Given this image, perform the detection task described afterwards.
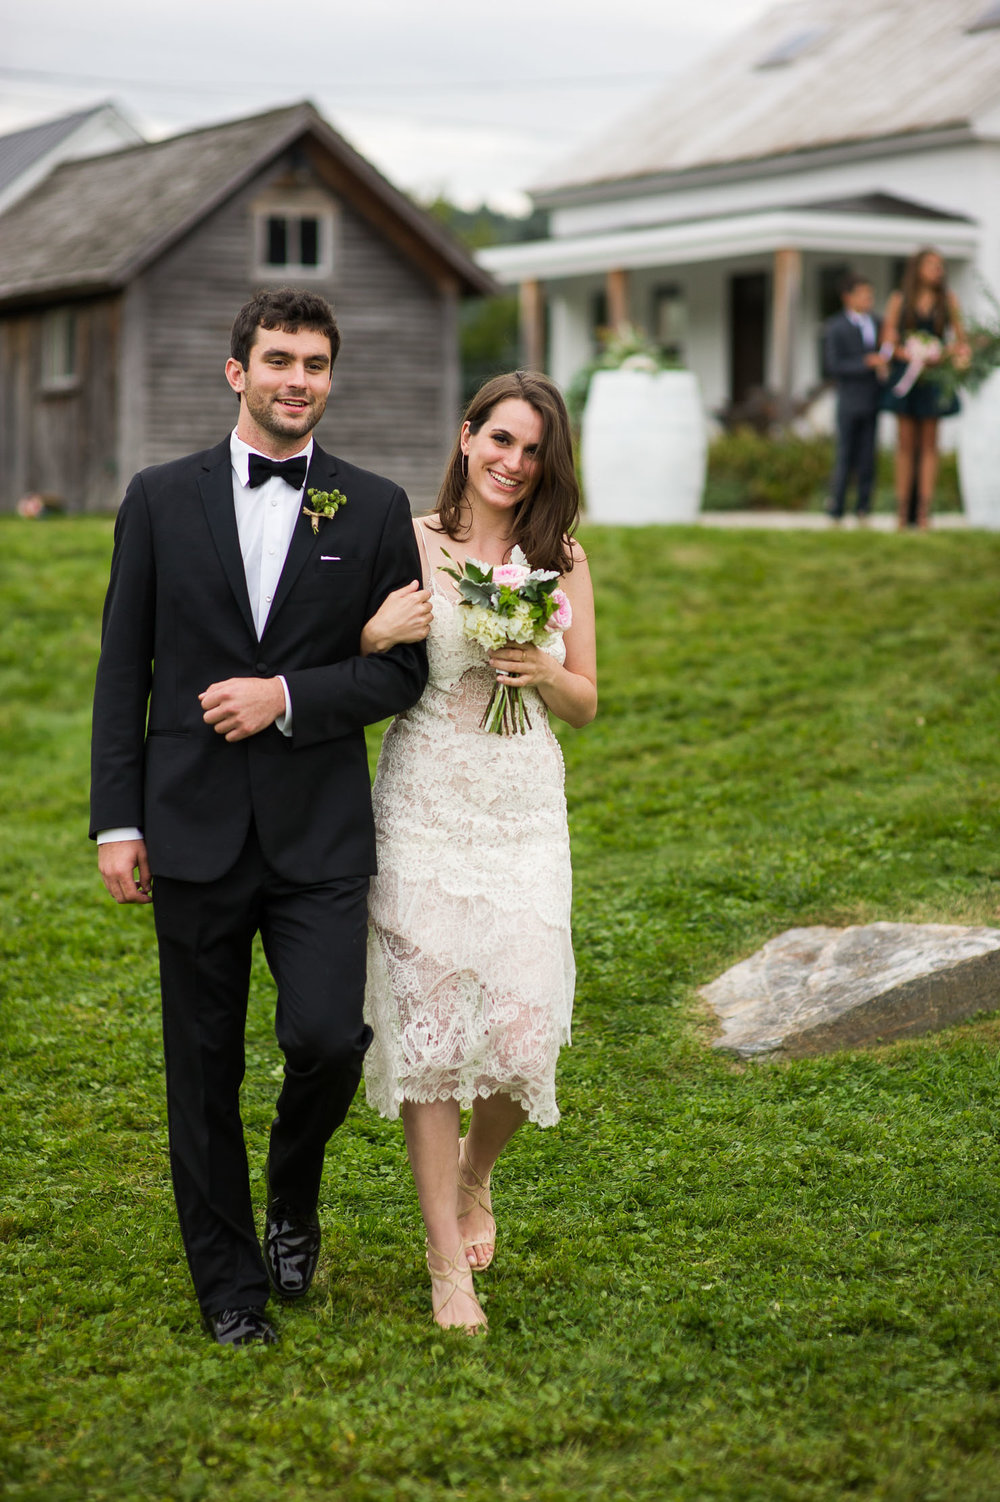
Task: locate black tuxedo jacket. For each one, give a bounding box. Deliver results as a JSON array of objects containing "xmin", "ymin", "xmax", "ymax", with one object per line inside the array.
[
  {"xmin": 90, "ymin": 438, "xmax": 428, "ymax": 883},
  {"xmin": 823, "ymin": 310, "xmax": 882, "ymax": 415}
]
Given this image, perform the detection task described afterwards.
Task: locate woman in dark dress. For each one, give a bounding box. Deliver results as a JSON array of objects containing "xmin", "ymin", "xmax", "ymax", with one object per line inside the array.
[{"xmin": 880, "ymin": 248, "xmax": 969, "ymax": 529}]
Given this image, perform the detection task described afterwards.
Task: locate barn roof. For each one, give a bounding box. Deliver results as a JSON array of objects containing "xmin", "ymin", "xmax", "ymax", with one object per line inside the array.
[
  {"xmin": 0, "ymin": 102, "xmax": 494, "ymax": 307},
  {"xmin": 534, "ymin": 0, "xmax": 1000, "ymax": 203}
]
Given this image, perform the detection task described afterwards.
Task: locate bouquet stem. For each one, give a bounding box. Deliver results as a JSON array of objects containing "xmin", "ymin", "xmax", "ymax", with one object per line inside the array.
[{"xmin": 480, "ymin": 681, "xmax": 532, "ymax": 735}]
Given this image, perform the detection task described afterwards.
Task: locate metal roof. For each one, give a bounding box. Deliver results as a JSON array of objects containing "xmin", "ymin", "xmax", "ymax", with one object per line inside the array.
[
  {"xmin": 0, "ymin": 106, "xmax": 108, "ymax": 201},
  {"xmin": 534, "ymin": 0, "xmax": 1000, "ymax": 201}
]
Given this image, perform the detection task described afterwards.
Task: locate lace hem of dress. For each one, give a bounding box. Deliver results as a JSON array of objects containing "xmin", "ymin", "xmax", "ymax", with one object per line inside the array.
[
  {"xmin": 363, "ymin": 916, "xmax": 573, "ymax": 1129},
  {"xmin": 361, "ymin": 1076, "xmax": 562, "ymax": 1129}
]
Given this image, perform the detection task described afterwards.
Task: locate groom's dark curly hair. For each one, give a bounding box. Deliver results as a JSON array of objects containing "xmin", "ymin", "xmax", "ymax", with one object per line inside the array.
[{"xmin": 230, "ymin": 288, "xmax": 342, "ymax": 369}]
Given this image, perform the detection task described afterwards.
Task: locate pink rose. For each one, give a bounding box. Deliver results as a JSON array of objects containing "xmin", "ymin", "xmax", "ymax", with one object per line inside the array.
[
  {"xmin": 546, "ymin": 589, "xmax": 572, "ymax": 631},
  {"xmin": 493, "ymin": 563, "xmax": 530, "ymax": 588}
]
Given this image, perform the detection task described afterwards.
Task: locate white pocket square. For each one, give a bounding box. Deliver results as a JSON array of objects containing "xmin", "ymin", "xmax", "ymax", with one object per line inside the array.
[{"xmin": 319, "ymin": 555, "xmax": 342, "ymax": 562}]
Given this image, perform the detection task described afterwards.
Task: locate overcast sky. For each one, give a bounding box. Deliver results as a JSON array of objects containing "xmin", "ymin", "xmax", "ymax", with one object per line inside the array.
[{"xmin": 2, "ymin": 0, "xmax": 774, "ymax": 211}]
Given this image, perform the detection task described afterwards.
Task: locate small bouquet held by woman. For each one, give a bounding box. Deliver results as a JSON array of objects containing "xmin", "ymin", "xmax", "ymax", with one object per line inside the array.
[
  {"xmin": 890, "ymin": 331, "xmax": 947, "ymax": 398},
  {"xmin": 440, "ymin": 546, "xmax": 572, "ymax": 734}
]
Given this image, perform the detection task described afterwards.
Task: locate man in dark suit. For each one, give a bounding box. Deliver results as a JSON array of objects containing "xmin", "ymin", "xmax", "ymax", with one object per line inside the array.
[
  {"xmin": 91, "ymin": 288, "xmax": 428, "ymax": 1345},
  {"xmin": 823, "ymin": 274, "xmax": 888, "ymax": 523}
]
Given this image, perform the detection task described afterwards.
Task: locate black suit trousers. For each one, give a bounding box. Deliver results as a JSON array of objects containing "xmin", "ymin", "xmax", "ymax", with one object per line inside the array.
[
  {"xmin": 152, "ymin": 823, "xmax": 371, "ymax": 1315},
  {"xmin": 830, "ymin": 403, "xmax": 878, "ymax": 517}
]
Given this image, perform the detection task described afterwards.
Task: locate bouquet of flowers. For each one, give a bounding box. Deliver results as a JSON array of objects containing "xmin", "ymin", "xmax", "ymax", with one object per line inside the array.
[
  {"xmin": 932, "ymin": 288, "xmax": 1000, "ymax": 403},
  {"xmin": 891, "ymin": 332, "xmax": 944, "ymax": 397},
  {"xmin": 439, "ymin": 545, "xmax": 572, "ymax": 735}
]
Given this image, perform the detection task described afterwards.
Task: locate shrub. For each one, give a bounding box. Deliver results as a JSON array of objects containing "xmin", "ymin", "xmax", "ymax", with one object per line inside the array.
[
  {"xmin": 704, "ymin": 429, "xmax": 833, "ymax": 511},
  {"xmin": 567, "ymin": 324, "xmax": 681, "ymax": 429},
  {"xmin": 702, "ymin": 429, "xmax": 963, "ymax": 512}
]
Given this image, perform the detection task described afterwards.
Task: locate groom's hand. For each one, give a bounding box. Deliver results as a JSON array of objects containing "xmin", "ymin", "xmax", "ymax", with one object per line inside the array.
[
  {"xmin": 200, "ymin": 677, "xmax": 285, "ymax": 741},
  {"xmin": 98, "ymin": 840, "xmax": 153, "ymax": 904}
]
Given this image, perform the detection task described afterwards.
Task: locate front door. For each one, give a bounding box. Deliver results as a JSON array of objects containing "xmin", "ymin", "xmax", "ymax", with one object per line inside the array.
[{"xmin": 729, "ymin": 272, "xmax": 769, "ymax": 405}]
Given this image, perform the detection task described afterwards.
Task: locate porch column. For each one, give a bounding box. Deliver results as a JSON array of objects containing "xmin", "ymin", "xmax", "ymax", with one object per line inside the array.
[
  {"xmin": 772, "ymin": 246, "xmax": 802, "ymax": 423},
  {"xmin": 519, "ymin": 278, "xmax": 546, "ymax": 371},
  {"xmin": 606, "ymin": 267, "xmax": 630, "ymax": 333}
]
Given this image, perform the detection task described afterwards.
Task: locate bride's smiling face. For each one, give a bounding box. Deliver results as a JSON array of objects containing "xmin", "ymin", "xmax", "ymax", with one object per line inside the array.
[{"xmin": 460, "ymin": 398, "xmax": 543, "ymax": 516}]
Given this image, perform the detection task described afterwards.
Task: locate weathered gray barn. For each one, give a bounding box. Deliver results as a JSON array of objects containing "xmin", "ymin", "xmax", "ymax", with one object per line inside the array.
[{"xmin": 0, "ymin": 102, "xmax": 493, "ymax": 512}]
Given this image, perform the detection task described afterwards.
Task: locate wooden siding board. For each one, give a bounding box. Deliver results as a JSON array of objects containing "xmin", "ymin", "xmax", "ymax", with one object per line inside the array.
[
  {"xmin": 135, "ymin": 156, "xmax": 453, "ymax": 510},
  {"xmin": 0, "ymin": 318, "xmax": 32, "ymax": 505},
  {"xmin": 0, "ymin": 295, "xmax": 120, "ymax": 511},
  {"xmin": 1, "ymin": 148, "xmax": 464, "ymax": 514},
  {"xmin": 118, "ymin": 280, "xmax": 150, "ymax": 489}
]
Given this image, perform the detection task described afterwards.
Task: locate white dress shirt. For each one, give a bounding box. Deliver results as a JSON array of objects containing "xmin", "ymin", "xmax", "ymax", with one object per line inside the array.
[
  {"xmin": 848, "ymin": 310, "xmax": 877, "ymax": 349},
  {"xmin": 97, "ymin": 431, "xmax": 311, "ymax": 846},
  {"xmin": 230, "ymin": 430, "xmax": 312, "ymax": 643}
]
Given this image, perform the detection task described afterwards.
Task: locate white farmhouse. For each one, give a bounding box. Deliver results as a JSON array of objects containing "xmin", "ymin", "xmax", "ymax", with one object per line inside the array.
[
  {"xmin": 0, "ymin": 103, "xmax": 143, "ymax": 215},
  {"xmin": 479, "ymin": 0, "xmax": 1000, "ymax": 424}
]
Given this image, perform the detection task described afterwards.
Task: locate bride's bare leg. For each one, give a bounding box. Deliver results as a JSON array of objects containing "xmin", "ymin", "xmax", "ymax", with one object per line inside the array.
[
  {"xmin": 460, "ymin": 1093, "xmax": 529, "ymax": 1268},
  {"xmin": 916, "ymin": 419, "xmax": 939, "ymax": 529},
  {"xmin": 895, "ymin": 417, "xmax": 917, "ymax": 528},
  {"xmin": 401, "ymin": 1098, "xmax": 487, "ymax": 1331}
]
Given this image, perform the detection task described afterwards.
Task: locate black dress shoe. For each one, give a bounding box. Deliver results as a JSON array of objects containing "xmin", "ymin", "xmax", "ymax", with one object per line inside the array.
[
  {"xmin": 208, "ymin": 1306, "xmax": 278, "ymax": 1347},
  {"xmin": 264, "ymin": 1201, "xmax": 321, "ymax": 1300}
]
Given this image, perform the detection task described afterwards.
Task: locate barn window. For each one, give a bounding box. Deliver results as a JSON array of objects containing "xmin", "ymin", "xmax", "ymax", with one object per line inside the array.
[
  {"xmin": 255, "ymin": 205, "xmax": 334, "ymax": 278},
  {"xmin": 40, "ymin": 308, "xmax": 78, "ymax": 391}
]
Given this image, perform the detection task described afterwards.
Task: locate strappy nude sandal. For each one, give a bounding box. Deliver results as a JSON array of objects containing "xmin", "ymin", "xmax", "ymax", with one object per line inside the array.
[
  {"xmin": 457, "ymin": 1137, "xmax": 496, "ymax": 1270},
  {"xmin": 425, "ymin": 1240, "xmax": 488, "ymax": 1333}
]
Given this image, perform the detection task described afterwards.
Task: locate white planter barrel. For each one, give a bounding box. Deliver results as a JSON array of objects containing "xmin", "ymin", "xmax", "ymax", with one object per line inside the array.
[
  {"xmin": 958, "ymin": 369, "xmax": 1000, "ymax": 529},
  {"xmin": 581, "ymin": 368, "xmax": 707, "ymax": 525}
]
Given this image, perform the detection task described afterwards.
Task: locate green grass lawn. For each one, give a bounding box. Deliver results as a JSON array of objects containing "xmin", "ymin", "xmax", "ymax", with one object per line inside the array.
[{"xmin": 2, "ymin": 516, "xmax": 999, "ymax": 1502}]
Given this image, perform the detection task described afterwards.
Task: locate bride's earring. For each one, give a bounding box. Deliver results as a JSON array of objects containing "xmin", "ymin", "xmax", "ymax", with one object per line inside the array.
[{"xmin": 461, "ymin": 452, "xmax": 469, "ymax": 479}]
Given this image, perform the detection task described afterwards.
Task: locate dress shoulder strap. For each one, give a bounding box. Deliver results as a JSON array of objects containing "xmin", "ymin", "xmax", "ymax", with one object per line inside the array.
[
  {"xmin": 414, "ymin": 516, "xmax": 457, "ymax": 596},
  {"xmin": 413, "ymin": 516, "xmax": 434, "ymax": 585}
]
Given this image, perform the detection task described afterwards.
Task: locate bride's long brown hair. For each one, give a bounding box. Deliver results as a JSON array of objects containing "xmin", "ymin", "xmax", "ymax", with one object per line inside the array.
[
  {"xmin": 432, "ymin": 371, "xmax": 580, "ymax": 575},
  {"xmin": 899, "ymin": 246, "xmax": 951, "ymax": 337}
]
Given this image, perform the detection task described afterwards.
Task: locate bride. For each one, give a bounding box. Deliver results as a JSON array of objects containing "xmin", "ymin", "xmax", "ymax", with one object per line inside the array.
[{"xmin": 359, "ymin": 370, "xmax": 597, "ymax": 1332}]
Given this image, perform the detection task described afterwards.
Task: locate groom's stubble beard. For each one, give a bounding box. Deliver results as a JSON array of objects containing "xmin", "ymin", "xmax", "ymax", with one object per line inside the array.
[{"xmin": 241, "ymin": 376, "xmax": 330, "ymax": 442}]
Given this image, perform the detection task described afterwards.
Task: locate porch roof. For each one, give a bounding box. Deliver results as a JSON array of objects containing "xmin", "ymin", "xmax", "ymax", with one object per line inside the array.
[{"xmin": 477, "ymin": 199, "xmax": 979, "ymax": 286}]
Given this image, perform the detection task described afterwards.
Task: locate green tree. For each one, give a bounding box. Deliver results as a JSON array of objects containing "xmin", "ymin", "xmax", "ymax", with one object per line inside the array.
[{"xmin": 421, "ymin": 195, "xmax": 548, "ymax": 404}]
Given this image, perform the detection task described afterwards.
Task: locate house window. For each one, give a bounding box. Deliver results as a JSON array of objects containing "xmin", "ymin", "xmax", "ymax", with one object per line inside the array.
[
  {"xmin": 254, "ymin": 203, "xmax": 334, "ymax": 278},
  {"xmin": 652, "ymin": 284, "xmax": 687, "ymax": 363},
  {"xmin": 755, "ymin": 27, "xmax": 828, "ymax": 68},
  {"xmin": 41, "ymin": 308, "xmax": 78, "ymax": 391},
  {"xmin": 589, "ymin": 290, "xmax": 608, "ymax": 352},
  {"xmin": 818, "ymin": 264, "xmax": 851, "ymax": 379},
  {"xmin": 819, "ymin": 263, "xmax": 851, "ymax": 322},
  {"xmin": 967, "ymin": 3, "xmax": 1000, "ymax": 31}
]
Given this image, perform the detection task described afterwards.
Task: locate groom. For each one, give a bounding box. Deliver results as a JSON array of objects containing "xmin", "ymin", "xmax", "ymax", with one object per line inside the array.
[{"xmin": 91, "ymin": 288, "xmax": 427, "ymax": 1345}]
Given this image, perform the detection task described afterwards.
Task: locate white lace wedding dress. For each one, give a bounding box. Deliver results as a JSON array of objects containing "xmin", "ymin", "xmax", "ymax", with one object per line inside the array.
[{"xmin": 363, "ymin": 525, "xmax": 574, "ymax": 1127}]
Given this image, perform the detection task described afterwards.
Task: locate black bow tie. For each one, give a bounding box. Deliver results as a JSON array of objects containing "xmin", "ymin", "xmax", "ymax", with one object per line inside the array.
[{"xmin": 247, "ymin": 453, "xmax": 308, "ymax": 490}]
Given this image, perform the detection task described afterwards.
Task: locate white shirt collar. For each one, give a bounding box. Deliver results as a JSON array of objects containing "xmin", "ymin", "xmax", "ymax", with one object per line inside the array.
[{"xmin": 229, "ymin": 429, "xmax": 314, "ymax": 489}]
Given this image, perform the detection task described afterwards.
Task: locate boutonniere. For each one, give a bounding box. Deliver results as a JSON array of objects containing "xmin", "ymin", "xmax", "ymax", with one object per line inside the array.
[{"xmin": 303, "ymin": 487, "xmax": 348, "ymax": 534}]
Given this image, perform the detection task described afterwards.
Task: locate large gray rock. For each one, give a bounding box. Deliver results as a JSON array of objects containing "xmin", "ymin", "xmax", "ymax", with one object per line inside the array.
[{"xmin": 702, "ymin": 922, "xmax": 1000, "ymax": 1059}]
